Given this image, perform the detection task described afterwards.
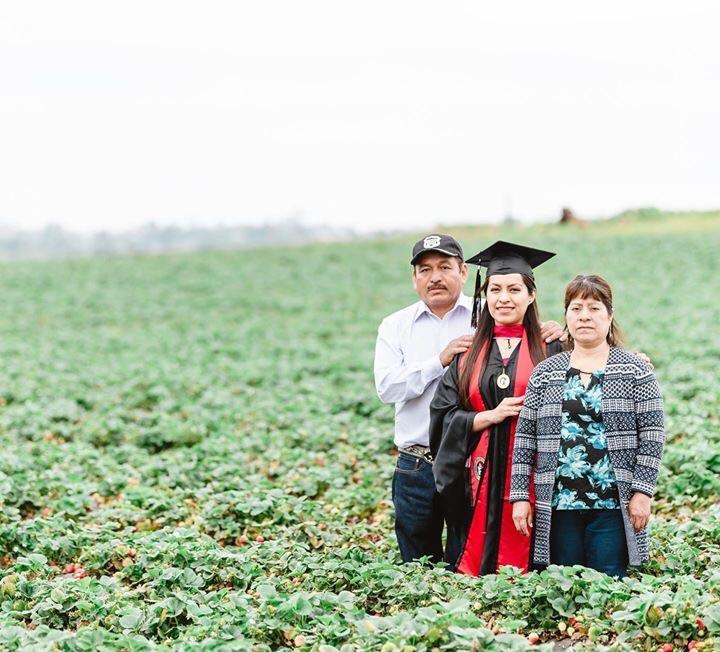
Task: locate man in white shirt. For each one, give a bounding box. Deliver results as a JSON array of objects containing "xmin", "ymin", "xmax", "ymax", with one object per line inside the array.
[{"xmin": 374, "ymin": 234, "xmax": 562, "ymax": 565}]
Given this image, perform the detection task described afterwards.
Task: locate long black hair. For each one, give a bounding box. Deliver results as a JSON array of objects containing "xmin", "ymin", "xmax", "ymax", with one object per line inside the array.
[{"xmin": 458, "ymin": 273, "xmax": 546, "ymax": 408}]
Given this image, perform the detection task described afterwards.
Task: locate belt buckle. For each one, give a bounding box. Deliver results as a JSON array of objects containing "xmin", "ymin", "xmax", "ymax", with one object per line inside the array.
[{"xmin": 399, "ymin": 445, "xmax": 433, "ymax": 463}]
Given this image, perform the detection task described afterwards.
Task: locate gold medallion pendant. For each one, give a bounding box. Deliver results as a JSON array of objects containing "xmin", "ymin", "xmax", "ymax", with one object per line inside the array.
[{"xmin": 497, "ymin": 372, "xmax": 510, "ymax": 389}]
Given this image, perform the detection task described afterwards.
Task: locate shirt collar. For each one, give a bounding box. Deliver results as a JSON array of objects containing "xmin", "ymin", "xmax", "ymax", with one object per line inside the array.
[{"xmin": 415, "ymin": 293, "xmax": 473, "ymax": 322}]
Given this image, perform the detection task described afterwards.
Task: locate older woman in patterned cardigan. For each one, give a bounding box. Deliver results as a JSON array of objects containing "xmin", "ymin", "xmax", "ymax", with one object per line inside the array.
[{"xmin": 509, "ymin": 275, "xmax": 664, "ymax": 577}]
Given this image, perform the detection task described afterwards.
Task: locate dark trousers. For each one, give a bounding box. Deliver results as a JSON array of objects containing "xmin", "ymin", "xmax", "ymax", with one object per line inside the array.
[
  {"xmin": 550, "ymin": 509, "xmax": 628, "ymax": 578},
  {"xmin": 391, "ymin": 452, "xmax": 461, "ymax": 568}
]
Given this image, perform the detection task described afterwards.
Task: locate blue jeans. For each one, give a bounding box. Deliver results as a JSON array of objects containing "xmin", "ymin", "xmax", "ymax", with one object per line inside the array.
[
  {"xmin": 392, "ymin": 452, "xmax": 461, "ymax": 567},
  {"xmin": 550, "ymin": 509, "xmax": 628, "ymax": 578}
]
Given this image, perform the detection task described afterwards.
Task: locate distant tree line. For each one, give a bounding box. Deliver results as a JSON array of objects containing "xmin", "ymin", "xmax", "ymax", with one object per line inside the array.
[{"xmin": 0, "ymin": 219, "xmax": 357, "ymax": 260}]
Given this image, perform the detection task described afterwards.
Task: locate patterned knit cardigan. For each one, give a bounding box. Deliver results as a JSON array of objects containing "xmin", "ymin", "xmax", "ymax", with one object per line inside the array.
[{"xmin": 509, "ymin": 347, "xmax": 665, "ymax": 566}]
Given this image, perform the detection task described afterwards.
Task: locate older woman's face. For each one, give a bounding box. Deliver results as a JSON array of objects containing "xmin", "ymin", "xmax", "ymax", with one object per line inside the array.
[
  {"xmin": 566, "ymin": 295, "xmax": 612, "ymax": 345},
  {"xmin": 486, "ymin": 273, "xmax": 535, "ymax": 325}
]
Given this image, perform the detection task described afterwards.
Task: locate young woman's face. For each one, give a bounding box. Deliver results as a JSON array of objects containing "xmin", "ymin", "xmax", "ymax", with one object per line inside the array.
[
  {"xmin": 485, "ymin": 273, "xmax": 535, "ymax": 325},
  {"xmin": 565, "ymin": 295, "xmax": 612, "ymax": 346}
]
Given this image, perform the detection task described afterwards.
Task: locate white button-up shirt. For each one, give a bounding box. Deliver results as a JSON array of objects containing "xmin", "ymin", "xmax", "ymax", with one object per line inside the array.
[{"xmin": 374, "ymin": 293, "xmax": 475, "ymax": 448}]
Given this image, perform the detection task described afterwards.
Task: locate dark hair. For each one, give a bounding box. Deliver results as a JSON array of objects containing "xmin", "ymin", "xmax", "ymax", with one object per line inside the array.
[
  {"xmin": 564, "ymin": 274, "xmax": 623, "ymax": 346},
  {"xmin": 458, "ymin": 274, "xmax": 546, "ymax": 408}
]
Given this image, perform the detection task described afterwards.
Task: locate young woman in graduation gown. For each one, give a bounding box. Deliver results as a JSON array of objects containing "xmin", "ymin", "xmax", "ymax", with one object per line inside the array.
[{"xmin": 429, "ymin": 241, "xmax": 563, "ymax": 575}]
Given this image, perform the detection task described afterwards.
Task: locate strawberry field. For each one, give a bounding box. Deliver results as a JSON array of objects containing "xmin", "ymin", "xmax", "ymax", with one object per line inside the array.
[{"xmin": 0, "ymin": 212, "xmax": 718, "ymax": 651}]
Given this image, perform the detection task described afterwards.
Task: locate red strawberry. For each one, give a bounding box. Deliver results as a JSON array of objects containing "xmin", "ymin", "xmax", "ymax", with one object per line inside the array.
[{"xmin": 527, "ymin": 633, "xmax": 540, "ymax": 645}]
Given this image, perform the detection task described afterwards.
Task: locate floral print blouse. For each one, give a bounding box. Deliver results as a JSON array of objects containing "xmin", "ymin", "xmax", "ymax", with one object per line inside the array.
[{"xmin": 551, "ymin": 368, "xmax": 620, "ymax": 510}]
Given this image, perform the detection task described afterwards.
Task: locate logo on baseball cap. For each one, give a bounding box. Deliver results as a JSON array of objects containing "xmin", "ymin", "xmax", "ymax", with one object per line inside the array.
[{"xmin": 410, "ymin": 234, "xmax": 464, "ymax": 265}]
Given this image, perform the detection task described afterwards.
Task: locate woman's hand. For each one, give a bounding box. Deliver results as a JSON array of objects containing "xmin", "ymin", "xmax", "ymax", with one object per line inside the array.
[
  {"xmin": 472, "ymin": 397, "xmax": 524, "ymax": 432},
  {"xmin": 628, "ymin": 493, "xmax": 651, "ymax": 531},
  {"xmin": 489, "ymin": 396, "xmax": 524, "ymax": 424},
  {"xmin": 512, "ymin": 501, "xmax": 533, "ymax": 536}
]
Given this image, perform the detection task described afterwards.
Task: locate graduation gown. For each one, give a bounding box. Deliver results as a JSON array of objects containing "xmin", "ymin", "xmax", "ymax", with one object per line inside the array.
[{"xmin": 430, "ymin": 334, "xmax": 561, "ymax": 575}]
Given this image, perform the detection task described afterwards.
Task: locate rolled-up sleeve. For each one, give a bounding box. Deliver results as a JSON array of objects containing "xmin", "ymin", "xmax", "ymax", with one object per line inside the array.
[{"xmin": 374, "ymin": 318, "xmax": 444, "ymax": 404}]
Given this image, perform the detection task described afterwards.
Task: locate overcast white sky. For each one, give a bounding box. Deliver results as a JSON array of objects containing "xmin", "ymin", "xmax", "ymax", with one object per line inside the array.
[{"xmin": 1, "ymin": 1, "xmax": 718, "ymax": 233}]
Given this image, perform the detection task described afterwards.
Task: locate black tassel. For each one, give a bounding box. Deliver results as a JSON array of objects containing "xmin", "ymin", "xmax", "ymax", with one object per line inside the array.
[{"xmin": 471, "ymin": 269, "xmax": 483, "ymax": 329}]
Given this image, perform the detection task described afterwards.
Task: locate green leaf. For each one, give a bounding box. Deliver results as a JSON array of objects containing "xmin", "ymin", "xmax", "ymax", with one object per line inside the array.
[
  {"xmin": 118, "ymin": 607, "xmax": 144, "ymax": 630},
  {"xmin": 256, "ymin": 583, "xmax": 277, "ymax": 599}
]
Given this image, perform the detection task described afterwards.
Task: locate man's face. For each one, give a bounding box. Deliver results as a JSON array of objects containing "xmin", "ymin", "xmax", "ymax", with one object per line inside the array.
[{"xmin": 412, "ymin": 252, "xmax": 468, "ymax": 312}]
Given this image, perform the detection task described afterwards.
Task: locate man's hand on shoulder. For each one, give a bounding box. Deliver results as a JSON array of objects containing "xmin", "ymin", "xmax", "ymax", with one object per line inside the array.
[
  {"xmin": 439, "ymin": 335, "xmax": 474, "ymax": 367},
  {"xmin": 539, "ymin": 320, "xmax": 567, "ymax": 344}
]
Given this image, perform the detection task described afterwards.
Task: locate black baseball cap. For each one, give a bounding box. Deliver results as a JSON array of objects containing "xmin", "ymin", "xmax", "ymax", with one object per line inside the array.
[{"xmin": 410, "ymin": 234, "xmax": 464, "ymax": 265}]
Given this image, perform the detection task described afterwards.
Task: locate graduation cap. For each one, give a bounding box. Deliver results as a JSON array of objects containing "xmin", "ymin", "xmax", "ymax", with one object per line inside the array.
[{"xmin": 465, "ymin": 241, "xmax": 555, "ymax": 327}]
